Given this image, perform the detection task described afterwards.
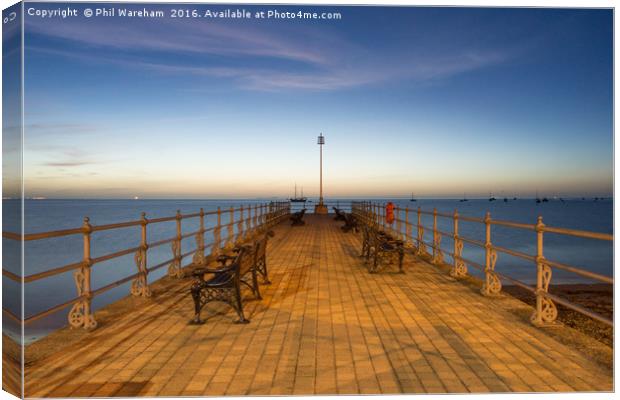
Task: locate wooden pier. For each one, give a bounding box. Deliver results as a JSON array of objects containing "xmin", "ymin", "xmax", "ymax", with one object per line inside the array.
[{"xmin": 20, "ymin": 215, "xmax": 612, "ymax": 396}]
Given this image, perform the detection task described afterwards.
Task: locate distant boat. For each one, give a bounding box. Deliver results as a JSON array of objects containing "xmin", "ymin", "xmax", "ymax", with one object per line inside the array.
[
  {"xmin": 503, "ymin": 197, "xmax": 508, "ymax": 203},
  {"xmin": 542, "ymin": 197, "xmax": 549, "ymax": 203},
  {"xmin": 513, "ymin": 197, "xmax": 517, "ymax": 200},
  {"xmin": 409, "ymin": 192, "xmax": 417, "ymax": 202},
  {"xmin": 459, "ymin": 193, "xmax": 468, "ymax": 202},
  {"xmin": 536, "ymin": 190, "xmax": 541, "ymax": 204},
  {"xmin": 290, "ymin": 184, "xmax": 307, "ymax": 202},
  {"xmin": 488, "ymin": 193, "xmax": 496, "ymax": 202}
]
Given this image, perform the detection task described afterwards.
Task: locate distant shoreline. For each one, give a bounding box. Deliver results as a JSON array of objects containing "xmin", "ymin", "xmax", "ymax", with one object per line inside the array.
[{"xmin": 2, "ymin": 196, "xmax": 614, "ymax": 202}]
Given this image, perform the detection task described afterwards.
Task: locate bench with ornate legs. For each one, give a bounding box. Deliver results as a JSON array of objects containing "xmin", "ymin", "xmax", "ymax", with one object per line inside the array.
[
  {"xmin": 189, "ymin": 230, "xmax": 275, "ymax": 324},
  {"xmin": 333, "ymin": 207, "xmax": 346, "ymax": 221},
  {"xmin": 361, "ymin": 223, "xmax": 373, "ymax": 259},
  {"xmin": 371, "ymin": 229, "xmax": 404, "ymax": 273},
  {"xmin": 253, "ymin": 230, "xmax": 274, "ymax": 284},
  {"xmin": 360, "ymin": 222, "xmax": 404, "ymax": 273},
  {"xmin": 190, "ymin": 245, "xmax": 260, "ymax": 324},
  {"xmin": 290, "ymin": 209, "xmax": 306, "ymax": 226},
  {"xmin": 341, "ymin": 212, "xmax": 359, "ymax": 233}
]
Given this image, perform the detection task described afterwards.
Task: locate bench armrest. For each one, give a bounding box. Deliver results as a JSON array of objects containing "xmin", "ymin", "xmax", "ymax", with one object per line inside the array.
[
  {"xmin": 193, "ymin": 264, "xmax": 236, "ymax": 277},
  {"xmin": 217, "ymin": 254, "xmax": 236, "ymax": 264},
  {"xmin": 216, "ymin": 245, "xmax": 251, "ymax": 265}
]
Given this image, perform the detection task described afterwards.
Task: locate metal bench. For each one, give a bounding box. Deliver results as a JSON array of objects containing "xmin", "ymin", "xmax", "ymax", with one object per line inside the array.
[
  {"xmin": 361, "ymin": 223, "xmax": 373, "ymax": 259},
  {"xmin": 360, "ymin": 223, "xmax": 404, "ymax": 273},
  {"xmin": 189, "ymin": 244, "xmax": 260, "ymax": 324},
  {"xmin": 290, "ymin": 209, "xmax": 306, "ymax": 226},
  {"xmin": 341, "ymin": 212, "xmax": 359, "ymax": 233},
  {"xmin": 253, "ymin": 230, "xmax": 274, "ymax": 284},
  {"xmin": 371, "ymin": 229, "xmax": 404, "ymax": 273},
  {"xmin": 333, "ymin": 207, "xmax": 347, "ymax": 221}
]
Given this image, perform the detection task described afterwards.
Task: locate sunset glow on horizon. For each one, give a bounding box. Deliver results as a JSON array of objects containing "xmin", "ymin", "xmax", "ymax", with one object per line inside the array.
[{"xmin": 7, "ymin": 5, "xmax": 612, "ymax": 199}]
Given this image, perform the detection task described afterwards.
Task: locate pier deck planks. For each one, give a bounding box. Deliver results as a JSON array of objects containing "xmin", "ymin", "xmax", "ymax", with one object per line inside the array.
[{"xmin": 24, "ymin": 215, "xmax": 612, "ymax": 396}]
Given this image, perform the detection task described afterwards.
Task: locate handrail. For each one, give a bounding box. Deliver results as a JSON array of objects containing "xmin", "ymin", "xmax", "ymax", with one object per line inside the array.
[
  {"xmin": 5, "ymin": 227, "xmax": 84, "ymax": 241},
  {"xmin": 542, "ymin": 226, "xmax": 613, "ymax": 241},
  {"xmin": 393, "ymin": 204, "xmax": 612, "ymax": 240},
  {"xmin": 2, "ymin": 269, "xmax": 21, "ymax": 282},
  {"xmin": 2, "ymin": 201, "xmax": 292, "ymax": 329},
  {"xmin": 2, "ymin": 204, "xmax": 261, "ymax": 241},
  {"xmin": 23, "ymin": 261, "xmax": 84, "ymax": 283},
  {"xmin": 352, "ymin": 200, "xmax": 613, "ymax": 328}
]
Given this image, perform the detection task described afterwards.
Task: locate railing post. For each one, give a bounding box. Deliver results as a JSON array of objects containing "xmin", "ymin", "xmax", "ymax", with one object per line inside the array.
[
  {"xmin": 381, "ymin": 203, "xmax": 387, "ymax": 230},
  {"xmin": 416, "ymin": 207, "xmax": 426, "ymax": 255},
  {"xmin": 168, "ymin": 210, "xmax": 183, "ymax": 278},
  {"xmin": 68, "ymin": 217, "xmax": 97, "ymax": 329},
  {"xmin": 450, "ymin": 209, "xmax": 467, "ymax": 278},
  {"xmin": 266, "ymin": 203, "xmax": 271, "ymax": 227},
  {"xmin": 370, "ymin": 202, "xmax": 373, "ymax": 224},
  {"xmin": 280, "ymin": 202, "xmax": 284, "ymax": 221},
  {"xmin": 432, "ymin": 208, "xmax": 443, "ymax": 264},
  {"xmin": 192, "ymin": 208, "xmax": 206, "ymax": 265},
  {"xmin": 212, "ymin": 207, "xmax": 222, "ymax": 257},
  {"xmin": 531, "ymin": 216, "xmax": 558, "ymax": 326},
  {"xmin": 371, "ymin": 203, "xmax": 376, "ymax": 225},
  {"xmin": 374, "ymin": 203, "xmax": 379, "ymax": 226},
  {"xmin": 253, "ymin": 204, "xmax": 258, "ymax": 232},
  {"xmin": 225, "ymin": 206, "xmax": 235, "ymax": 249},
  {"xmin": 404, "ymin": 207, "xmax": 412, "ymax": 244},
  {"xmin": 245, "ymin": 204, "xmax": 252, "ymax": 237},
  {"xmin": 360, "ymin": 201, "xmax": 365, "ymax": 222},
  {"xmin": 236, "ymin": 205, "xmax": 245, "ymax": 244},
  {"xmin": 480, "ymin": 212, "xmax": 500, "ymax": 296},
  {"xmin": 395, "ymin": 207, "xmax": 402, "ymax": 238},
  {"xmin": 131, "ymin": 212, "xmax": 151, "ymax": 296}
]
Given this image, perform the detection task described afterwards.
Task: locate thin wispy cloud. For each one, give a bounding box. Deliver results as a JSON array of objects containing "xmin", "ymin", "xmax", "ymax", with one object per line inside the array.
[
  {"xmin": 43, "ymin": 161, "xmax": 99, "ymax": 167},
  {"xmin": 27, "ymin": 44, "xmax": 509, "ymax": 92},
  {"xmin": 26, "ymin": 19, "xmax": 332, "ymax": 66},
  {"xmin": 25, "ymin": 123, "xmax": 101, "ymax": 135},
  {"xmin": 26, "ymin": 17, "xmax": 510, "ymax": 92}
]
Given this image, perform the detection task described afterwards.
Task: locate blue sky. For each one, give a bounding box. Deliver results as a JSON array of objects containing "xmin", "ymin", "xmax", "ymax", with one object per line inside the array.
[{"xmin": 19, "ymin": 4, "xmax": 612, "ymax": 198}]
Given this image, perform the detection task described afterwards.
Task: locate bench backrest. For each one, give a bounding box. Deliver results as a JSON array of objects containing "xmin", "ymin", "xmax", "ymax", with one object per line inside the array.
[
  {"xmin": 237, "ymin": 245, "xmax": 256, "ymax": 277},
  {"xmin": 254, "ymin": 230, "xmax": 274, "ymax": 262}
]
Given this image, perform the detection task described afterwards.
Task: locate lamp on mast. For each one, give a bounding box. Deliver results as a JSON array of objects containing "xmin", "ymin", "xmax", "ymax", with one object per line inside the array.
[{"xmin": 314, "ymin": 133, "xmax": 328, "ymax": 214}]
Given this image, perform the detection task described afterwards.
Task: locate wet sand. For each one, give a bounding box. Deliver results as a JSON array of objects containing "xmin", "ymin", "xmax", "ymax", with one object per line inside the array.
[{"xmin": 503, "ymin": 284, "xmax": 613, "ymax": 347}]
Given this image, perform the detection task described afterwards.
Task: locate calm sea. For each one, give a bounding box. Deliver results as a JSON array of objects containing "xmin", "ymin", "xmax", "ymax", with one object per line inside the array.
[{"xmin": 2, "ymin": 198, "xmax": 613, "ymax": 343}]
